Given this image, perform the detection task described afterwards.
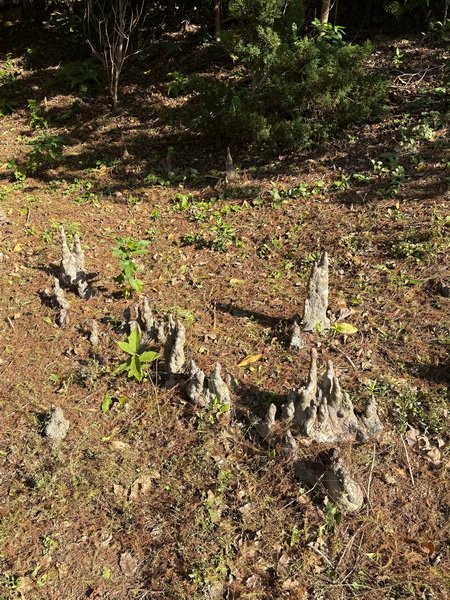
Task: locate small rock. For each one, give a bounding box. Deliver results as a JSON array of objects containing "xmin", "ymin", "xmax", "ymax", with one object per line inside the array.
[
  {"xmin": 382, "ymin": 473, "xmax": 397, "ymax": 485},
  {"xmin": 45, "ymin": 407, "xmax": 70, "ymax": 442}
]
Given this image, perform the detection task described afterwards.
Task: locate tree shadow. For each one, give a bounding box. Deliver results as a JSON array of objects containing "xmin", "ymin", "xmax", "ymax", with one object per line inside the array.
[
  {"xmin": 406, "ymin": 360, "xmax": 450, "ymax": 386},
  {"xmin": 0, "ymin": 17, "xmax": 447, "ymax": 209},
  {"xmin": 215, "ymin": 301, "xmax": 299, "ymax": 350}
]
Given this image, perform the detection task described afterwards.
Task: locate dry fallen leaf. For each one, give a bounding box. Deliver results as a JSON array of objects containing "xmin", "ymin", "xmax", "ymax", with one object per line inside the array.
[
  {"xmin": 237, "ymin": 354, "xmax": 262, "ymax": 367},
  {"xmin": 111, "ymin": 440, "xmax": 131, "ymax": 451},
  {"xmin": 113, "ymin": 484, "xmax": 127, "ymax": 500},
  {"xmin": 119, "ymin": 552, "xmax": 138, "ymax": 577},
  {"xmin": 419, "ymin": 541, "xmax": 435, "ymax": 556},
  {"xmin": 128, "ymin": 474, "xmax": 154, "ymax": 501},
  {"xmin": 229, "ymin": 278, "xmax": 246, "ymax": 286},
  {"xmin": 276, "ymin": 553, "xmax": 290, "ymax": 577},
  {"xmin": 424, "ymin": 448, "xmax": 441, "ymax": 466}
]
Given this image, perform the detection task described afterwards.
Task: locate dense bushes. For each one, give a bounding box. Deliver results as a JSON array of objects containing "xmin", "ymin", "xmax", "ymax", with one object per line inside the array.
[{"xmin": 184, "ymin": 8, "xmax": 387, "ymax": 149}]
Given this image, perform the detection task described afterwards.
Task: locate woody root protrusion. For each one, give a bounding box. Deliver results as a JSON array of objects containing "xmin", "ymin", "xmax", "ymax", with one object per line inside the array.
[
  {"xmin": 290, "ymin": 251, "xmax": 330, "ymax": 350},
  {"xmin": 255, "ymin": 348, "xmax": 382, "ymax": 445},
  {"xmin": 294, "ymin": 450, "xmax": 365, "ymax": 513},
  {"xmin": 44, "ymin": 278, "xmax": 69, "ymax": 327},
  {"xmin": 130, "ymin": 297, "xmax": 187, "ymax": 385},
  {"xmin": 130, "ymin": 298, "xmax": 231, "ymax": 404},
  {"xmin": 286, "ymin": 348, "xmax": 382, "ymax": 444},
  {"xmin": 185, "ymin": 361, "xmax": 231, "ymax": 408},
  {"xmin": 60, "ymin": 226, "xmax": 94, "ymax": 299},
  {"xmin": 253, "ymin": 349, "xmax": 382, "ymax": 512}
]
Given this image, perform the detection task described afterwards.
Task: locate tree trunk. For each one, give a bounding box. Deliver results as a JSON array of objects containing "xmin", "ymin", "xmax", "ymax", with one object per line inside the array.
[
  {"xmin": 320, "ymin": 0, "xmax": 331, "ymax": 24},
  {"xmin": 112, "ymin": 68, "xmax": 119, "ymax": 112},
  {"xmin": 214, "ymin": 1, "xmax": 221, "ymax": 40}
]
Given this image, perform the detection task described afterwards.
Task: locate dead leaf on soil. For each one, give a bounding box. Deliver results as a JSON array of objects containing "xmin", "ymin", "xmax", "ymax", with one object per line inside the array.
[
  {"xmin": 237, "ymin": 354, "xmax": 263, "ymax": 367},
  {"xmin": 0, "ymin": 210, "xmax": 10, "ymax": 225},
  {"xmin": 276, "ymin": 553, "xmax": 290, "ymax": 577},
  {"xmin": 99, "ymin": 533, "xmax": 113, "ymax": 548},
  {"xmin": 229, "ymin": 278, "xmax": 246, "ymax": 286},
  {"xmin": 424, "ymin": 448, "xmax": 441, "ymax": 466},
  {"xmin": 245, "ymin": 574, "xmax": 262, "ymax": 589},
  {"xmin": 111, "ymin": 440, "xmax": 131, "ymax": 451},
  {"xmin": 419, "ymin": 541, "xmax": 435, "ymax": 556},
  {"xmin": 119, "ymin": 552, "xmax": 138, "ymax": 577},
  {"xmin": 128, "ymin": 474, "xmax": 155, "ymax": 501},
  {"xmin": 113, "ymin": 484, "xmax": 128, "ymax": 500}
]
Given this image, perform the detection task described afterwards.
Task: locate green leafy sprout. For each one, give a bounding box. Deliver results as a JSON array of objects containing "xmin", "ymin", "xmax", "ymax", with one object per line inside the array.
[
  {"xmin": 112, "ymin": 236, "xmax": 149, "ymax": 297},
  {"xmin": 114, "ymin": 325, "xmax": 159, "ymax": 382}
]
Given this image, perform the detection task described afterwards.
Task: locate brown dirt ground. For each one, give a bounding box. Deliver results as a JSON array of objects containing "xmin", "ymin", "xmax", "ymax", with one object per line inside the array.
[{"xmin": 0, "ymin": 22, "xmax": 449, "ymax": 600}]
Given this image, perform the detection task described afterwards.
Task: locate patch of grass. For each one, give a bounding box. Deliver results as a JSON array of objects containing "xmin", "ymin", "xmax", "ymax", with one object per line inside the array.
[
  {"xmin": 41, "ymin": 220, "xmax": 80, "ymax": 244},
  {"xmin": 388, "ymin": 235, "xmax": 437, "ymax": 262},
  {"xmin": 361, "ymin": 379, "xmax": 448, "ymax": 434}
]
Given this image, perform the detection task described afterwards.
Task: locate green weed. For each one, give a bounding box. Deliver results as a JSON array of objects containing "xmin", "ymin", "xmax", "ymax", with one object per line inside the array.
[
  {"xmin": 27, "ymin": 99, "xmax": 49, "ymax": 130},
  {"xmin": 115, "ymin": 325, "xmax": 159, "ymax": 382},
  {"xmin": 112, "ymin": 236, "xmax": 149, "ymax": 297}
]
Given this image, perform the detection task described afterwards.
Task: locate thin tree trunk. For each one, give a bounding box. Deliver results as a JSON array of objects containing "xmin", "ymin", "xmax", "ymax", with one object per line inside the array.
[
  {"xmin": 333, "ymin": 0, "xmax": 339, "ymax": 24},
  {"xmin": 214, "ymin": 1, "xmax": 221, "ymax": 40},
  {"xmin": 320, "ymin": 0, "xmax": 331, "ymax": 24},
  {"xmin": 112, "ymin": 70, "xmax": 119, "ymax": 112}
]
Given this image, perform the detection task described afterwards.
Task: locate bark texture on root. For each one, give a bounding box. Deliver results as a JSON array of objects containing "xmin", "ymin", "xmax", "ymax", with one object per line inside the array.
[
  {"xmin": 60, "ymin": 227, "xmax": 93, "ymax": 299},
  {"xmin": 287, "ymin": 349, "xmax": 383, "ymax": 444},
  {"xmin": 303, "ymin": 251, "xmax": 330, "ymax": 332},
  {"xmin": 185, "ymin": 361, "xmax": 231, "ymax": 408}
]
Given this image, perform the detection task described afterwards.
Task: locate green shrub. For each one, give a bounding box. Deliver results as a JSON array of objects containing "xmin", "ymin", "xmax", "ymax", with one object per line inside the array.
[
  {"xmin": 181, "ymin": 4, "xmax": 387, "ymax": 150},
  {"xmin": 26, "ymin": 134, "xmax": 63, "ymax": 172},
  {"xmin": 27, "ymin": 99, "xmax": 49, "ymax": 130},
  {"xmin": 54, "ymin": 59, "xmax": 99, "ymax": 93}
]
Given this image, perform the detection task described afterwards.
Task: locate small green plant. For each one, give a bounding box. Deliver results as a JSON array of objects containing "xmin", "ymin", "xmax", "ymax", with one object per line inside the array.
[
  {"xmin": 316, "ymin": 497, "xmax": 342, "ymax": 539},
  {"xmin": 42, "ymin": 220, "xmax": 80, "ymax": 244},
  {"xmin": 101, "ymin": 392, "xmax": 128, "ymax": 412},
  {"xmin": 392, "ymin": 46, "xmax": 404, "ymax": 67},
  {"xmin": 0, "ymin": 572, "xmax": 20, "ymax": 590},
  {"xmin": 209, "ymin": 217, "xmax": 240, "ymax": 252},
  {"xmin": 24, "ymin": 133, "xmax": 63, "ymax": 173},
  {"xmin": 126, "ymin": 194, "xmax": 141, "ymax": 206},
  {"xmin": 144, "ymin": 172, "xmax": 171, "ymax": 186},
  {"xmin": 181, "ymin": 233, "xmax": 206, "ymax": 248},
  {"xmin": 389, "ymin": 237, "xmax": 436, "ymax": 262},
  {"xmin": 5, "ymin": 159, "xmax": 27, "ymax": 181},
  {"xmin": 172, "ymin": 192, "xmax": 194, "ymax": 211},
  {"xmin": 311, "ymin": 18, "xmax": 346, "ymax": 42},
  {"xmin": 74, "ymin": 191, "xmax": 101, "ymax": 207},
  {"xmin": 362, "ymin": 379, "xmax": 447, "ymax": 434},
  {"xmin": 114, "ymin": 325, "xmax": 159, "ymax": 382},
  {"xmin": 112, "ymin": 236, "xmax": 149, "ymax": 297},
  {"xmin": 27, "ymin": 99, "xmax": 49, "ymax": 130},
  {"xmin": 167, "ymin": 70, "xmax": 190, "ymax": 97},
  {"xmin": 42, "ymin": 534, "xmax": 58, "ymax": 554},
  {"xmin": 331, "ymin": 174, "xmax": 352, "ymax": 190},
  {"xmin": 54, "ymin": 59, "xmax": 99, "ymax": 93},
  {"xmin": 0, "ymin": 53, "xmax": 19, "ymax": 85},
  {"xmin": 193, "ymin": 395, "xmax": 231, "ymax": 430}
]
